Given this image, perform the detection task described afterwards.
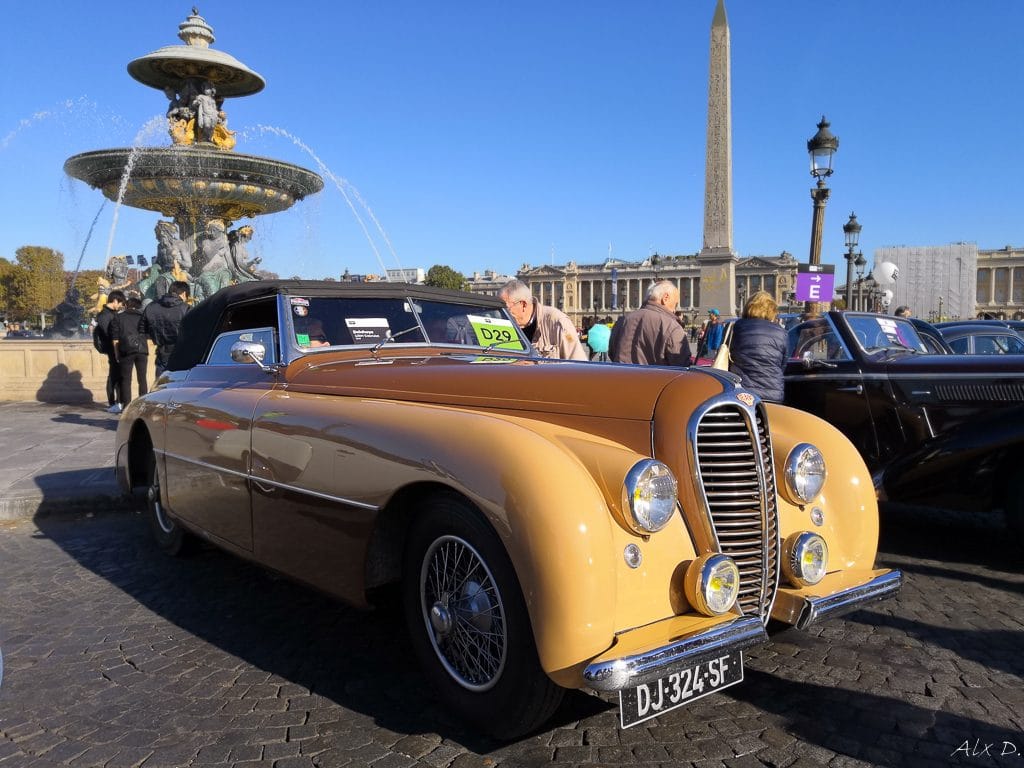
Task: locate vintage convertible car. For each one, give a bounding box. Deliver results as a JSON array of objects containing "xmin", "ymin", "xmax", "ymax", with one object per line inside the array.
[
  {"xmin": 786, "ymin": 311, "xmax": 1024, "ymax": 539},
  {"xmin": 115, "ymin": 281, "xmax": 901, "ymax": 738}
]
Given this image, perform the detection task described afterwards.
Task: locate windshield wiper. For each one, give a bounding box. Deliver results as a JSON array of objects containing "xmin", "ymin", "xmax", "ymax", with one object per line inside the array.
[{"xmin": 370, "ymin": 325, "xmax": 422, "ymax": 354}]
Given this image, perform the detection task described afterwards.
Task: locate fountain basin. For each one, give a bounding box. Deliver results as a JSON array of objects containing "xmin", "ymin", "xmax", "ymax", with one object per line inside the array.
[{"xmin": 64, "ymin": 147, "xmax": 324, "ymax": 221}]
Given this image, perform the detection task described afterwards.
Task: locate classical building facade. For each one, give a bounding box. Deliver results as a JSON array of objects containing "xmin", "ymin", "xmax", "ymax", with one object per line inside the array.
[
  {"xmin": 515, "ymin": 252, "xmax": 798, "ymax": 327},
  {"xmin": 976, "ymin": 245, "xmax": 1024, "ymax": 319}
]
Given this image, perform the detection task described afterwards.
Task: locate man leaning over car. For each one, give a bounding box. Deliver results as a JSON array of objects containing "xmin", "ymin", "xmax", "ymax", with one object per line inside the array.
[{"xmin": 499, "ymin": 279, "xmax": 588, "ymax": 360}]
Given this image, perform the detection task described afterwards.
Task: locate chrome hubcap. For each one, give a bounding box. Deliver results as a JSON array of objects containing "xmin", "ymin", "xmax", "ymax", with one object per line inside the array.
[{"xmin": 421, "ymin": 535, "xmax": 506, "ymax": 692}]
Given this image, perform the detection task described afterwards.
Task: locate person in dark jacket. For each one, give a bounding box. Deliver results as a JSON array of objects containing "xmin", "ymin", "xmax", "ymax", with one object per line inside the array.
[
  {"xmin": 728, "ymin": 290, "xmax": 788, "ymax": 402},
  {"xmin": 91, "ymin": 290, "xmax": 126, "ymax": 413},
  {"xmin": 609, "ymin": 280, "xmax": 692, "ymax": 366},
  {"xmin": 139, "ymin": 280, "xmax": 190, "ymax": 376},
  {"xmin": 110, "ymin": 296, "xmax": 149, "ymax": 406}
]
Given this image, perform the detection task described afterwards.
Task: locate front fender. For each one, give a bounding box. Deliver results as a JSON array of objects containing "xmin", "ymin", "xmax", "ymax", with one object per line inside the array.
[
  {"xmin": 254, "ymin": 395, "xmax": 635, "ymax": 675},
  {"xmin": 764, "ymin": 403, "xmax": 880, "ymax": 570}
]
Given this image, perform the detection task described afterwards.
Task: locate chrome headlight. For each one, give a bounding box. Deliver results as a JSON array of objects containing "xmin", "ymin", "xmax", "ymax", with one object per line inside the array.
[
  {"xmin": 784, "ymin": 443, "xmax": 827, "ymax": 504},
  {"xmin": 782, "ymin": 532, "xmax": 829, "ymax": 586},
  {"xmin": 622, "ymin": 459, "xmax": 678, "ymax": 534},
  {"xmin": 684, "ymin": 553, "xmax": 740, "ymax": 616}
]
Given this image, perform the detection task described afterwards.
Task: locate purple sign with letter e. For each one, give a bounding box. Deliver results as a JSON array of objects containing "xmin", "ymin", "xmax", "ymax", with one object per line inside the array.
[{"xmin": 795, "ymin": 263, "xmax": 836, "ymax": 302}]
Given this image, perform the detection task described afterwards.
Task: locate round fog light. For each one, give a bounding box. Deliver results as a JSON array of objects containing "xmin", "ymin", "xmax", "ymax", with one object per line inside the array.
[
  {"xmin": 782, "ymin": 532, "xmax": 829, "ymax": 586},
  {"xmin": 684, "ymin": 553, "xmax": 740, "ymax": 616},
  {"xmin": 623, "ymin": 543, "xmax": 643, "ymax": 569}
]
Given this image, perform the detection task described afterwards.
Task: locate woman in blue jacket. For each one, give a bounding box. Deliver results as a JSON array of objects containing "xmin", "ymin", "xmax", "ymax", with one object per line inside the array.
[{"xmin": 729, "ymin": 291, "xmax": 788, "ymax": 402}]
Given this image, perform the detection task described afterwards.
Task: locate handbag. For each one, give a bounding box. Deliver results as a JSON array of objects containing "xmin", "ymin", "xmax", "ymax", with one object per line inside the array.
[
  {"xmin": 710, "ymin": 322, "xmax": 733, "ymax": 371},
  {"xmin": 712, "ymin": 341, "xmax": 731, "ymax": 371}
]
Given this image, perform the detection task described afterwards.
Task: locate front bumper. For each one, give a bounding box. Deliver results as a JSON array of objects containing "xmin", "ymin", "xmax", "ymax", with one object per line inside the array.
[
  {"xmin": 771, "ymin": 568, "xmax": 903, "ymax": 630},
  {"xmin": 582, "ymin": 614, "xmax": 768, "ymax": 692}
]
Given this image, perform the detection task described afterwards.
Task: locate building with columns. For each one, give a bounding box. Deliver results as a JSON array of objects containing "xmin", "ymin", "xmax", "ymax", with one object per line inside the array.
[{"xmin": 515, "ymin": 252, "xmax": 798, "ymax": 328}]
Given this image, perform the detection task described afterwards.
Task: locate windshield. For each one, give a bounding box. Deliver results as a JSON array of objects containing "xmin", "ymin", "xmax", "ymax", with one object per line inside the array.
[
  {"xmin": 845, "ymin": 314, "xmax": 928, "ymax": 354},
  {"xmin": 285, "ymin": 296, "xmax": 528, "ymax": 353}
]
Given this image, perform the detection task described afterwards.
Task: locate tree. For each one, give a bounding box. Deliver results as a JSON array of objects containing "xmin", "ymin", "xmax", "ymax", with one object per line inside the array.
[
  {"xmin": 425, "ymin": 264, "xmax": 470, "ymax": 292},
  {"xmin": 14, "ymin": 246, "xmax": 66, "ymax": 321}
]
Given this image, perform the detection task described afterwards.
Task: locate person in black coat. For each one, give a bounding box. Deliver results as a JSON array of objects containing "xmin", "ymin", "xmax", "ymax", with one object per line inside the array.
[
  {"xmin": 92, "ymin": 290, "xmax": 126, "ymax": 413},
  {"xmin": 728, "ymin": 291, "xmax": 788, "ymax": 402},
  {"xmin": 110, "ymin": 296, "xmax": 149, "ymax": 406},
  {"xmin": 139, "ymin": 280, "xmax": 190, "ymax": 376}
]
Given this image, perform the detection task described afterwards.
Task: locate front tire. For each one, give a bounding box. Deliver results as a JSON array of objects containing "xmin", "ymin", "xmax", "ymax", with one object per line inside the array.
[
  {"xmin": 145, "ymin": 452, "xmax": 193, "ymax": 556},
  {"xmin": 403, "ymin": 494, "xmax": 563, "ymax": 739}
]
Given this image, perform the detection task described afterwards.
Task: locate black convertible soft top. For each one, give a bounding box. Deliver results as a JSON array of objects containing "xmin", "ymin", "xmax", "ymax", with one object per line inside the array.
[{"xmin": 166, "ymin": 279, "xmax": 505, "ymax": 371}]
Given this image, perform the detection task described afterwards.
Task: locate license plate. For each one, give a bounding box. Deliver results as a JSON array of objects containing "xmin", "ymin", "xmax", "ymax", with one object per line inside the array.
[{"xmin": 619, "ymin": 650, "xmax": 744, "ymax": 728}]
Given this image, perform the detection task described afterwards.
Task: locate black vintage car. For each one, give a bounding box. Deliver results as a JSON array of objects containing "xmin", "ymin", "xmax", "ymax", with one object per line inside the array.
[{"xmin": 785, "ymin": 311, "xmax": 1024, "ymax": 539}]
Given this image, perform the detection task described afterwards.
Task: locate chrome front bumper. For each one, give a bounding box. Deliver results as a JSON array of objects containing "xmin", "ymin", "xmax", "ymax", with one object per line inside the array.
[
  {"xmin": 771, "ymin": 569, "xmax": 903, "ymax": 630},
  {"xmin": 582, "ymin": 615, "xmax": 768, "ymax": 692}
]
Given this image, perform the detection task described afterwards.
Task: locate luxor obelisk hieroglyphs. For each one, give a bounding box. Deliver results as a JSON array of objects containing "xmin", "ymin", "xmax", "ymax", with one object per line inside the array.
[{"xmin": 698, "ymin": 0, "xmax": 737, "ymax": 316}]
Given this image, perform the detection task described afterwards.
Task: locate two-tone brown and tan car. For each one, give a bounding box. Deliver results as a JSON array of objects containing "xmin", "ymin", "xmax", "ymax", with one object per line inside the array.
[{"xmin": 115, "ymin": 280, "xmax": 901, "ymax": 738}]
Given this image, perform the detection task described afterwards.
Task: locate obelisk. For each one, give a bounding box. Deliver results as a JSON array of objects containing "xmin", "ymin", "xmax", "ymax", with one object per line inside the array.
[{"xmin": 698, "ymin": 0, "xmax": 738, "ymax": 316}]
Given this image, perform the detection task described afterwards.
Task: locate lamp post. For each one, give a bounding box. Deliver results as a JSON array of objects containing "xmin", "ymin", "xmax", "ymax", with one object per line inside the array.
[
  {"xmin": 806, "ymin": 116, "xmax": 839, "ymax": 315},
  {"xmin": 854, "ymin": 252, "xmax": 867, "ymax": 310},
  {"xmin": 842, "ymin": 212, "xmax": 862, "ymax": 310}
]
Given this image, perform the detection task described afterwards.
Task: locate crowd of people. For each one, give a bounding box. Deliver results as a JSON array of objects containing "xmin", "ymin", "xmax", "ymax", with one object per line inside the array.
[
  {"xmin": 91, "ymin": 281, "xmax": 190, "ymax": 413},
  {"xmin": 531, "ymin": 279, "xmax": 793, "ymax": 403}
]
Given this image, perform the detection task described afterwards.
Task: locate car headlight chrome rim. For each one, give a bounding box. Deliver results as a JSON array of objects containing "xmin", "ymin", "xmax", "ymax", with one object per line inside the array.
[
  {"xmin": 782, "ymin": 532, "xmax": 829, "ymax": 586},
  {"xmin": 784, "ymin": 443, "xmax": 827, "ymax": 504},
  {"xmin": 622, "ymin": 459, "xmax": 678, "ymax": 534},
  {"xmin": 684, "ymin": 553, "xmax": 740, "ymax": 616}
]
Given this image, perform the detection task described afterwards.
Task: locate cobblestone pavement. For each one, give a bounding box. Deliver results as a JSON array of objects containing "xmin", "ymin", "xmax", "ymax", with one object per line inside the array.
[{"xmin": 0, "ymin": 504, "xmax": 1021, "ymax": 768}]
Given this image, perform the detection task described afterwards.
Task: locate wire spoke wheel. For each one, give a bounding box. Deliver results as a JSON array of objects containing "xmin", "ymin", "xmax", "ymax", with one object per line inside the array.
[{"xmin": 421, "ymin": 535, "xmax": 507, "ymax": 691}]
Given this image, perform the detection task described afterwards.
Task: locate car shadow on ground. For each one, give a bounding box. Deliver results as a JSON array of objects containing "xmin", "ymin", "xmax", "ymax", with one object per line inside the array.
[
  {"xmin": 728, "ymin": 668, "xmax": 1022, "ymax": 765},
  {"xmin": 31, "ymin": 511, "xmax": 611, "ymax": 753},
  {"xmin": 878, "ymin": 501, "xmax": 1022, "ymax": 573}
]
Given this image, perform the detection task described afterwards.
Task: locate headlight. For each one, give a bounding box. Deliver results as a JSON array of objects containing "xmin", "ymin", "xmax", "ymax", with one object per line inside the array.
[
  {"xmin": 622, "ymin": 459, "xmax": 678, "ymax": 533},
  {"xmin": 684, "ymin": 553, "xmax": 740, "ymax": 616},
  {"xmin": 784, "ymin": 443, "xmax": 827, "ymax": 503},
  {"xmin": 782, "ymin": 532, "xmax": 829, "ymax": 586}
]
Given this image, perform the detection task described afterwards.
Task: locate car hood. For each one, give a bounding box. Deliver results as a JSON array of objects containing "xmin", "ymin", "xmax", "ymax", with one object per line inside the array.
[{"xmin": 282, "ymin": 352, "xmax": 726, "ymax": 420}]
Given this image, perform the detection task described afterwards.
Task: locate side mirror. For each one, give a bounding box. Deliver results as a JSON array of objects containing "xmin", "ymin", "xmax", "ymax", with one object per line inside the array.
[{"xmin": 231, "ymin": 340, "xmax": 266, "ymax": 365}]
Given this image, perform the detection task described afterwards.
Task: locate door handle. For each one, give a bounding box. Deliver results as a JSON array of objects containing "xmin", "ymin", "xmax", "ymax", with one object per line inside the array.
[{"xmin": 836, "ymin": 384, "xmax": 863, "ymax": 395}]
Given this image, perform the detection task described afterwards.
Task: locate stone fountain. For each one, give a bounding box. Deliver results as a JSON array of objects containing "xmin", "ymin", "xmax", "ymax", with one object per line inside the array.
[{"xmin": 64, "ymin": 8, "xmax": 324, "ymax": 304}]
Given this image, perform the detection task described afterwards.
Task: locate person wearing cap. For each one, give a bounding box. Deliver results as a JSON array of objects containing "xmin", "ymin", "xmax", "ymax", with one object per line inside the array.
[
  {"xmin": 609, "ymin": 280, "xmax": 692, "ymax": 366},
  {"xmin": 705, "ymin": 308, "xmax": 724, "ymax": 357}
]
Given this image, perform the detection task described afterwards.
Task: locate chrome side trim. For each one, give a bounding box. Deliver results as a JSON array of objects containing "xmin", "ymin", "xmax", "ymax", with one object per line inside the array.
[
  {"xmin": 582, "ymin": 615, "xmax": 768, "ymax": 692},
  {"xmin": 159, "ymin": 449, "xmax": 381, "ymax": 511},
  {"xmin": 771, "ymin": 570, "xmax": 903, "ymax": 630}
]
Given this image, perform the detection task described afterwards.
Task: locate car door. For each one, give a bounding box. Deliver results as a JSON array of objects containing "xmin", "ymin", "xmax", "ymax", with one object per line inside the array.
[
  {"xmin": 163, "ymin": 320, "xmax": 279, "ymax": 551},
  {"xmin": 784, "ymin": 318, "xmax": 879, "ymax": 465}
]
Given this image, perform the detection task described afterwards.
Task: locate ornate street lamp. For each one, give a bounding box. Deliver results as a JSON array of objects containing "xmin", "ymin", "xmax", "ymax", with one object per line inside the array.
[
  {"xmin": 842, "ymin": 212, "xmax": 862, "ymax": 310},
  {"xmin": 806, "ymin": 116, "xmax": 839, "ymax": 314},
  {"xmin": 854, "ymin": 251, "xmax": 867, "ymax": 310}
]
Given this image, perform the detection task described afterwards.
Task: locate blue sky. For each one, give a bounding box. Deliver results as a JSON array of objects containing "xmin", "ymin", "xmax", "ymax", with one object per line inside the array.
[{"xmin": 2, "ymin": 1, "xmax": 1022, "ymax": 283}]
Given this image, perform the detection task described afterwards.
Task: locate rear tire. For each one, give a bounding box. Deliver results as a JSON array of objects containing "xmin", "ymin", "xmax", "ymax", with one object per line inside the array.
[
  {"xmin": 402, "ymin": 494, "xmax": 563, "ymax": 739},
  {"xmin": 145, "ymin": 452, "xmax": 193, "ymax": 556}
]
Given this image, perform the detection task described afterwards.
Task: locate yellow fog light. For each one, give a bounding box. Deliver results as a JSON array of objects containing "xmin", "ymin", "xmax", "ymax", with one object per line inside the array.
[
  {"xmin": 684, "ymin": 553, "xmax": 740, "ymax": 616},
  {"xmin": 782, "ymin": 532, "xmax": 829, "ymax": 586}
]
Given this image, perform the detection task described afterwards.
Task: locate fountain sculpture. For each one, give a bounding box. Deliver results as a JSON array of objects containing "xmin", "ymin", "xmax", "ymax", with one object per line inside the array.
[{"xmin": 64, "ymin": 8, "xmax": 324, "ymax": 304}]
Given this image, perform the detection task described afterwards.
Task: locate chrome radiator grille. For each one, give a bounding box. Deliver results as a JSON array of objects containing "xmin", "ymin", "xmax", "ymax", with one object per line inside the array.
[{"xmin": 694, "ymin": 404, "xmax": 779, "ymax": 623}]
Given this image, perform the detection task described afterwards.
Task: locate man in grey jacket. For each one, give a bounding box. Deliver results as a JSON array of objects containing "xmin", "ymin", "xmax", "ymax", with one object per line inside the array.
[{"xmin": 609, "ymin": 280, "xmax": 692, "ymax": 366}]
